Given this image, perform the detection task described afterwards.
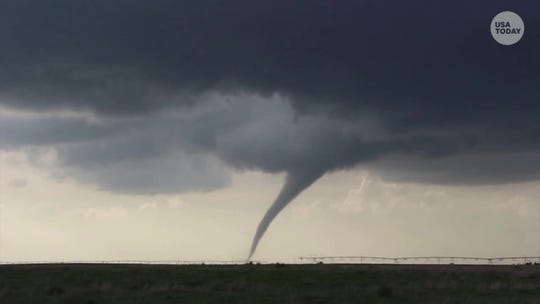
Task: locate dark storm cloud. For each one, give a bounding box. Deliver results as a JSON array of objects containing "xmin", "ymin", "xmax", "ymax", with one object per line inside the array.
[
  {"xmin": 368, "ymin": 151, "xmax": 540, "ymax": 185},
  {"xmin": 58, "ymin": 149, "xmax": 231, "ymax": 195},
  {"xmin": 0, "ymin": 114, "xmax": 117, "ymax": 147},
  {"xmin": 1, "ymin": 0, "xmax": 540, "ymax": 190},
  {"xmin": 1, "ymin": 1, "xmax": 538, "ymax": 116}
]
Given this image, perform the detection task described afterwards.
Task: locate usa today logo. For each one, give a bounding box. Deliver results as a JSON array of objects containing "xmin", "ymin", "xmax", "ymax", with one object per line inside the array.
[{"xmin": 490, "ymin": 11, "xmax": 524, "ymax": 45}]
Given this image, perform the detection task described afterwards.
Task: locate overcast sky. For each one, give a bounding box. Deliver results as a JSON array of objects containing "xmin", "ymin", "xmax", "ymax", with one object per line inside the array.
[{"xmin": 1, "ymin": 1, "xmax": 539, "ymax": 262}]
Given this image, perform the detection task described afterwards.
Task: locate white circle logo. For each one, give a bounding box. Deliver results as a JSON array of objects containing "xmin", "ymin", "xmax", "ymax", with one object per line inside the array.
[{"xmin": 490, "ymin": 11, "xmax": 524, "ymax": 45}]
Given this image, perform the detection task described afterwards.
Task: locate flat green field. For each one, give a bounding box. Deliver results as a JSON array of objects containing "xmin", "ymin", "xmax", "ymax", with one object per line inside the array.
[{"xmin": 0, "ymin": 263, "xmax": 539, "ymax": 303}]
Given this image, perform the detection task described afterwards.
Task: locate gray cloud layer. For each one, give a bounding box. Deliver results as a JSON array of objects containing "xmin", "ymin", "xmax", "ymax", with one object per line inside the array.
[{"xmin": 1, "ymin": 0, "xmax": 539, "ymax": 192}]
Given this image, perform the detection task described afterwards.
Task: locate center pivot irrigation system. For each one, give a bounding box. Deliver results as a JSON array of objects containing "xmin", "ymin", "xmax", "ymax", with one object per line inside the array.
[{"xmin": 298, "ymin": 256, "xmax": 540, "ymax": 265}]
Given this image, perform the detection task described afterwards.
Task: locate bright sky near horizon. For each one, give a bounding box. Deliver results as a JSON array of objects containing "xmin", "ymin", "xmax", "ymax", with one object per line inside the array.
[{"xmin": 2, "ymin": 149, "xmax": 539, "ymax": 262}]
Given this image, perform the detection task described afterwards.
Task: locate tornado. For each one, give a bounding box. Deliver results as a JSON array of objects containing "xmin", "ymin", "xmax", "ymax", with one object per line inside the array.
[{"xmin": 247, "ymin": 168, "xmax": 324, "ymax": 261}]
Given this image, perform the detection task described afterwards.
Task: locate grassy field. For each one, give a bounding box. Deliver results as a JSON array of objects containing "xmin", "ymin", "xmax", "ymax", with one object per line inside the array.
[{"xmin": 0, "ymin": 263, "xmax": 539, "ymax": 303}]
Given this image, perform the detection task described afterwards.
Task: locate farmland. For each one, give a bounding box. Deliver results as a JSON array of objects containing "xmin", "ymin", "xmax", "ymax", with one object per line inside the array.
[{"xmin": 1, "ymin": 263, "xmax": 539, "ymax": 303}]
